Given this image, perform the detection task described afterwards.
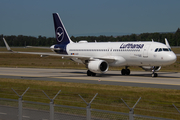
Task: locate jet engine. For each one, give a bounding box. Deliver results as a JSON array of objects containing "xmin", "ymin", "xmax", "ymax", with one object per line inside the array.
[
  {"xmin": 88, "ymin": 60, "xmax": 109, "ymax": 73},
  {"xmin": 141, "ymin": 66, "xmax": 161, "ymax": 72}
]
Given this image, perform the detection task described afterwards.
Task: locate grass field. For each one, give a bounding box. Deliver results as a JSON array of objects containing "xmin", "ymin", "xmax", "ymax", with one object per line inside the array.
[
  {"xmin": 0, "ymin": 47, "xmax": 179, "ymax": 72},
  {"xmin": 0, "ymin": 47, "xmax": 180, "ymax": 119},
  {"xmin": 0, "ymin": 78, "xmax": 180, "ymax": 119}
]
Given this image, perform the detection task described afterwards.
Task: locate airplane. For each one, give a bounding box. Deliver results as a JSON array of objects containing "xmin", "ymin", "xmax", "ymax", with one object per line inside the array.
[{"xmin": 3, "ymin": 13, "xmax": 177, "ymax": 77}]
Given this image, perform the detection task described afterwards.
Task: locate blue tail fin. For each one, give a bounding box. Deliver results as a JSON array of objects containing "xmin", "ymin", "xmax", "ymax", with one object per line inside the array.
[{"xmin": 53, "ymin": 13, "xmax": 73, "ymax": 45}]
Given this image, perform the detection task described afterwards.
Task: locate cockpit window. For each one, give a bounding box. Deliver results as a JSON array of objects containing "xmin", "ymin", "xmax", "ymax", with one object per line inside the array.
[
  {"xmin": 158, "ymin": 48, "xmax": 162, "ymax": 52},
  {"xmin": 155, "ymin": 48, "xmax": 171, "ymax": 52},
  {"xmin": 155, "ymin": 48, "xmax": 158, "ymax": 52},
  {"xmin": 163, "ymin": 48, "xmax": 169, "ymax": 51}
]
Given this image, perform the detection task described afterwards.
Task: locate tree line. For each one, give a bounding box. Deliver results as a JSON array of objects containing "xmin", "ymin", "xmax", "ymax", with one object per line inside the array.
[{"xmin": 1, "ymin": 28, "xmax": 180, "ymax": 46}]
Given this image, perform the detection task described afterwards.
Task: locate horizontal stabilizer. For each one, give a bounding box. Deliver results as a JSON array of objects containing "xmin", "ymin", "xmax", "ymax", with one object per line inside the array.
[{"xmin": 26, "ymin": 46, "xmax": 61, "ymax": 50}]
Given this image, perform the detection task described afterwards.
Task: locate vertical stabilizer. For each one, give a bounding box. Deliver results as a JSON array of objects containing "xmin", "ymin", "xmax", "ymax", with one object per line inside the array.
[{"xmin": 53, "ymin": 13, "xmax": 73, "ymax": 45}]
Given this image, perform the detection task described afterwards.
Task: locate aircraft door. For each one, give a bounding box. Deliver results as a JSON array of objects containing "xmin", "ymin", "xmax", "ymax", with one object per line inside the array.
[{"xmin": 143, "ymin": 44, "xmax": 150, "ymax": 58}]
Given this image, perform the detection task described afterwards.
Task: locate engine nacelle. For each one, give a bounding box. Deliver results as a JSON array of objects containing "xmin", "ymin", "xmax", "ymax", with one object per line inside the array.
[
  {"xmin": 88, "ymin": 60, "xmax": 109, "ymax": 73},
  {"xmin": 141, "ymin": 66, "xmax": 161, "ymax": 72}
]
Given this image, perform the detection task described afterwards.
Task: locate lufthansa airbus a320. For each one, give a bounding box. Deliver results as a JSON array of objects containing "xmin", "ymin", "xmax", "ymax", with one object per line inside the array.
[{"xmin": 3, "ymin": 13, "xmax": 177, "ymax": 77}]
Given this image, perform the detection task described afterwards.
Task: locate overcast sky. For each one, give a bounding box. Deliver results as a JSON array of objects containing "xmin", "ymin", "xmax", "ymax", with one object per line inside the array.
[{"xmin": 1, "ymin": 0, "xmax": 180, "ymax": 37}]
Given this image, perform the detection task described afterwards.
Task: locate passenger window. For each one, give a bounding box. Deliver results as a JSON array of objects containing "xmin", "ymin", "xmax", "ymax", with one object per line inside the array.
[
  {"xmin": 155, "ymin": 48, "xmax": 158, "ymax": 52},
  {"xmin": 158, "ymin": 48, "xmax": 162, "ymax": 52}
]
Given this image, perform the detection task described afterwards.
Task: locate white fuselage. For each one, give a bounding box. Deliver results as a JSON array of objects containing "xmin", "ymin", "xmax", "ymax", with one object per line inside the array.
[{"xmin": 66, "ymin": 41, "xmax": 177, "ymax": 67}]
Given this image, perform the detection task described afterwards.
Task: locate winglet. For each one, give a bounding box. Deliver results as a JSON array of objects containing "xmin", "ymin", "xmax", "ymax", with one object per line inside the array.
[
  {"xmin": 165, "ymin": 38, "xmax": 171, "ymax": 48},
  {"xmin": 3, "ymin": 38, "xmax": 13, "ymax": 52}
]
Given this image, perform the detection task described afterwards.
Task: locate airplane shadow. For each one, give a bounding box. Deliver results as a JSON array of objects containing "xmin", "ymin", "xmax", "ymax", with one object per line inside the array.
[
  {"xmin": 18, "ymin": 71, "xmax": 180, "ymax": 79},
  {"xmin": 57, "ymin": 71, "xmax": 180, "ymax": 79}
]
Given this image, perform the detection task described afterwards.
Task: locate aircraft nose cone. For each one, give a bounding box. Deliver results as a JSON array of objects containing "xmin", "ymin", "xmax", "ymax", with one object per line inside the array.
[{"xmin": 167, "ymin": 53, "xmax": 177, "ymax": 64}]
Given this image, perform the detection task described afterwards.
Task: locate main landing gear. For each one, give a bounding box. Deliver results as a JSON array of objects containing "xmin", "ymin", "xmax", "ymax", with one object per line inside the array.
[
  {"xmin": 121, "ymin": 66, "xmax": 130, "ymax": 75},
  {"xmin": 87, "ymin": 70, "xmax": 96, "ymax": 76}
]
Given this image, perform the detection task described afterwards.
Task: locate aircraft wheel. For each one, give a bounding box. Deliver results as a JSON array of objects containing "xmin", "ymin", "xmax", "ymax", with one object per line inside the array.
[
  {"xmin": 121, "ymin": 69, "xmax": 130, "ymax": 75},
  {"xmin": 121, "ymin": 69, "xmax": 126, "ymax": 75},
  {"xmin": 92, "ymin": 72, "xmax": 96, "ymax": 76},
  {"xmin": 87, "ymin": 70, "xmax": 96, "ymax": 76},
  {"xmin": 87, "ymin": 70, "xmax": 92, "ymax": 76},
  {"xmin": 126, "ymin": 69, "xmax": 130, "ymax": 75},
  {"xmin": 152, "ymin": 73, "xmax": 158, "ymax": 77}
]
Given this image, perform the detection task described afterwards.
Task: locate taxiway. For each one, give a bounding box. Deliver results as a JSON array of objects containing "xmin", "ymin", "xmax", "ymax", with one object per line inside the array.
[{"xmin": 0, "ymin": 67, "xmax": 179, "ymax": 89}]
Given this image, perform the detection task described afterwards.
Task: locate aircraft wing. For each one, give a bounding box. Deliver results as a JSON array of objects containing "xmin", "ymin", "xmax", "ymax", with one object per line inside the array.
[
  {"xmin": 3, "ymin": 38, "xmax": 115, "ymax": 62},
  {"xmin": 3, "ymin": 38, "xmax": 12, "ymax": 52},
  {"xmin": 7, "ymin": 51, "xmax": 115, "ymax": 62},
  {"xmin": 165, "ymin": 38, "xmax": 171, "ymax": 48}
]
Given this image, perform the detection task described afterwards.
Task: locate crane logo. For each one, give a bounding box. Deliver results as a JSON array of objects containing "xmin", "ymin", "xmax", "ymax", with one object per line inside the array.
[{"xmin": 56, "ymin": 27, "xmax": 64, "ymax": 42}]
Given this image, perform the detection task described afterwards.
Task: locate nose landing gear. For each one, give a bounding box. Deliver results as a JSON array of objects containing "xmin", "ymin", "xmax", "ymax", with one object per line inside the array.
[
  {"xmin": 152, "ymin": 70, "xmax": 158, "ymax": 77},
  {"xmin": 152, "ymin": 67, "xmax": 158, "ymax": 77}
]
